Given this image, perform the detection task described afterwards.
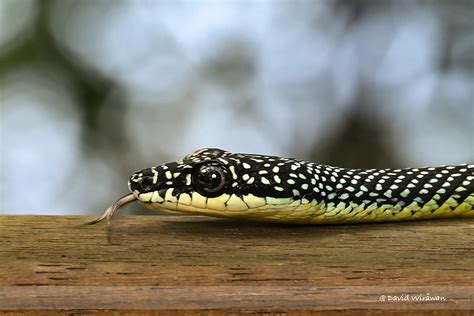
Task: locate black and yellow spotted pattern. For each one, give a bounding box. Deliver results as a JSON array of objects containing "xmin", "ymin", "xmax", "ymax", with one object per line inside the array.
[{"xmin": 128, "ymin": 148, "xmax": 474, "ymax": 224}]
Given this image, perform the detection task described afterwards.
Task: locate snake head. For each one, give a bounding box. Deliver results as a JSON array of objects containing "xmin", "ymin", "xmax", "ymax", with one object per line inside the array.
[
  {"xmin": 128, "ymin": 148, "xmax": 235, "ymax": 213},
  {"xmin": 129, "ymin": 148, "xmax": 232, "ymax": 197},
  {"xmin": 127, "ymin": 148, "xmax": 312, "ymax": 220}
]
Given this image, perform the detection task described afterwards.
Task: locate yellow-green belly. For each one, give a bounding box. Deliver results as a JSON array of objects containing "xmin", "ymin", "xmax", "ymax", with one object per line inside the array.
[{"xmin": 141, "ymin": 193, "xmax": 474, "ymax": 224}]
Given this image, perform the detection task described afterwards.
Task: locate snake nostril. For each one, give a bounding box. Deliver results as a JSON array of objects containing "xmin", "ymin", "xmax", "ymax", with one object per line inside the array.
[{"xmin": 128, "ymin": 181, "xmax": 139, "ymax": 192}]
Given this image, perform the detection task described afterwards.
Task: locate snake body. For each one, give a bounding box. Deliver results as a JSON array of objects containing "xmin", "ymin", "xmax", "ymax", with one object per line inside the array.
[
  {"xmin": 91, "ymin": 148, "xmax": 474, "ymax": 224},
  {"xmin": 112, "ymin": 148, "xmax": 473, "ymax": 224}
]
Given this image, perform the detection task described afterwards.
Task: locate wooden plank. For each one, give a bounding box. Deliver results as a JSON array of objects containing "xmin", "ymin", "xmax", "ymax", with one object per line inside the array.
[{"xmin": 0, "ymin": 215, "xmax": 473, "ymax": 314}]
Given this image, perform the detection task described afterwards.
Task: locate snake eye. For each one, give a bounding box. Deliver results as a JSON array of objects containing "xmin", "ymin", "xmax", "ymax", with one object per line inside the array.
[
  {"xmin": 193, "ymin": 162, "xmax": 229, "ymax": 196},
  {"xmin": 139, "ymin": 177, "xmax": 154, "ymax": 192}
]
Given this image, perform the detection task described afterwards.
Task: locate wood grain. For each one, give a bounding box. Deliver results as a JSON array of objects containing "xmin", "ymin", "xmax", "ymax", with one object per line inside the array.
[{"xmin": 0, "ymin": 215, "xmax": 473, "ymax": 314}]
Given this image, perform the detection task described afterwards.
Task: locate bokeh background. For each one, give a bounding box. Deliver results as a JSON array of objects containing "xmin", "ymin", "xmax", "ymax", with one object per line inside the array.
[{"xmin": 0, "ymin": 0, "xmax": 473, "ymax": 215}]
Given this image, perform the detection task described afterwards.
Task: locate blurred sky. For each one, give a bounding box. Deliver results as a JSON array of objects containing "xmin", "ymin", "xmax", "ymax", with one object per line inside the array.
[{"xmin": 0, "ymin": 0, "xmax": 473, "ymax": 215}]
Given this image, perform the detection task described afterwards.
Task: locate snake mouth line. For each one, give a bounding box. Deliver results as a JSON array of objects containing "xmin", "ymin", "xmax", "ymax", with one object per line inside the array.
[{"xmin": 87, "ymin": 193, "xmax": 137, "ymax": 225}]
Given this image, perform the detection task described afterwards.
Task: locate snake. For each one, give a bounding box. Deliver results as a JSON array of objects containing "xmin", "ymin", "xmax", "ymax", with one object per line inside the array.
[{"xmin": 89, "ymin": 148, "xmax": 474, "ymax": 224}]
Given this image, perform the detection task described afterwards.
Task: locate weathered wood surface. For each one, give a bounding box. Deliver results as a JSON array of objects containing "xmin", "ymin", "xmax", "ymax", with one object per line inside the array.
[{"xmin": 0, "ymin": 215, "xmax": 473, "ymax": 314}]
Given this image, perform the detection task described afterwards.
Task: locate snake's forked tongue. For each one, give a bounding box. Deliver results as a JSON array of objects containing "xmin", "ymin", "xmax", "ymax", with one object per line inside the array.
[{"xmin": 86, "ymin": 193, "xmax": 137, "ymax": 225}]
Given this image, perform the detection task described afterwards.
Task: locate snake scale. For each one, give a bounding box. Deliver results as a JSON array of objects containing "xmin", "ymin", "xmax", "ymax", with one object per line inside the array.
[{"xmin": 91, "ymin": 148, "xmax": 474, "ymax": 224}]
